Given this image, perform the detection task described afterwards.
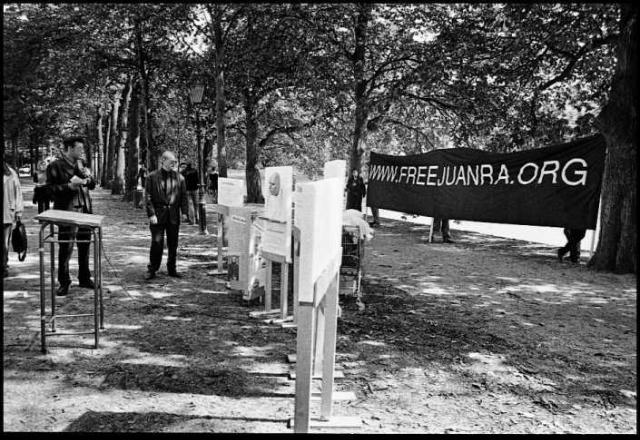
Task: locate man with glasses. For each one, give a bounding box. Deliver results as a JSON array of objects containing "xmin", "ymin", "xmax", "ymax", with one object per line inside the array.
[{"xmin": 144, "ymin": 151, "xmax": 189, "ymax": 280}]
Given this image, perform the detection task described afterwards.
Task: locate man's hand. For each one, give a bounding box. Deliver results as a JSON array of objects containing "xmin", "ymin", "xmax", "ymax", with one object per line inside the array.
[{"xmin": 149, "ymin": 215, "xmax": 158, "ymax": 225}]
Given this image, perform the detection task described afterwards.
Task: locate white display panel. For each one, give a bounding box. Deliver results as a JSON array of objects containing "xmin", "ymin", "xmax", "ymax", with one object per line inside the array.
[
  {"xmin": 264, "ymin": 166, "xmax": 292, "ymax": 223},
  {"xmin": 323, "ymin": 159, "xmax": 346, "ymax": 210},
  {"xmin": 218, "ymin": 177, "xmax": 246, "ymax": 207},
  {"xmin": 294, "ymin": 177, "xmax": 343, "ymax": 304},
  {"xmin": 323, "ymin": 160, "xmax": 346, "ymax": 181},
  {"xmin": 262, "ymin": 166, "xmax": 293, "ymax": 261}
]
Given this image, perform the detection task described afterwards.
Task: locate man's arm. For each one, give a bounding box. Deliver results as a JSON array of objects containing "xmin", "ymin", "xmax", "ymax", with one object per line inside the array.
[{"xmin": 144, "ymin": 173, "xmax": 156, "ymax": 219}]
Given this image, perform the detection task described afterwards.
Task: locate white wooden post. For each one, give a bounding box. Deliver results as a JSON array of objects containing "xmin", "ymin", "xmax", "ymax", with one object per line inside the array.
[{"xmin": 589, "ymin": 195, "xmax": 603, "ymax": 258}]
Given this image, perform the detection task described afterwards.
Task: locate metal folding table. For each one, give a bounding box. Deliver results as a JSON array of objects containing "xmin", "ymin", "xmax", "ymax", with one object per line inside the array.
[{"xmin": 35, "ymin": 209, "xmax": 105, "ymax": 353}]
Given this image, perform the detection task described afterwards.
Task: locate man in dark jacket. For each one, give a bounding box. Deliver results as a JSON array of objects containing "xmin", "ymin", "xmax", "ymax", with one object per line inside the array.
[
  {"xmin": 144, "ymin": 151, "xmax": 189, "ymax": 280},
  {"xmin": 46, "ymin": 136, "xmax": 96, "ymax": 296}
]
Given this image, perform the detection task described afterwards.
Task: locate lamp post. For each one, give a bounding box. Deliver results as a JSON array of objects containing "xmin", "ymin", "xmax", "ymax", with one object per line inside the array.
[{"xmin": 189, "ymin": 82, "xmax": 208, "ymax": 235}]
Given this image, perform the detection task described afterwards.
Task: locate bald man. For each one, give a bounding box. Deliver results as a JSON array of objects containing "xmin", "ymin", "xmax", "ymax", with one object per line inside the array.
[{"xmin": 144, "ymin": 151, "xmax": 189, "ymax": 280}]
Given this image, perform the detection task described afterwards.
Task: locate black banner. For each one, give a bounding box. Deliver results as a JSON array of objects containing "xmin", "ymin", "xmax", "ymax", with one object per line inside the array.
[{"xmin": 367, "ymin": 134, "xmax": 605, "ymax": 230}]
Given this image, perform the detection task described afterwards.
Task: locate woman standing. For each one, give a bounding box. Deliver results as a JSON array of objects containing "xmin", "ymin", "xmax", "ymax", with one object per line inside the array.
[
  {"xmin": 3, "ymin": 162, "xmax": 24, "ymax": 277},
  {"xmin": 345, "ymin": 168, "xmax": 367, "ymax": 212}
]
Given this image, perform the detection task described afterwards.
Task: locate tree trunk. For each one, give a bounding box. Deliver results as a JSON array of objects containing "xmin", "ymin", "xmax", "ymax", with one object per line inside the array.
[
  {"xmin": 350, "ymin": 3, "xmax": 372, "ymax": 173},
  {"xmin": 589, "ymin": 4, "xmax": 637, "ymax": 274},
  {"xmin": 243, "ymin": 91, "xmax": 264, "ymax": 204},
  {"xmin": 96, "ymin": 105, "xmax": 104, "ymax": 184},
  {"xmin": 105, "ymin": 87, "xmax": 122, "ymax": 188},
  {"xmin": 214, "ymin": 4, "xmax": 228, "ymax": 178},
  {"xmin": 12, "ymin": 137, "xmax": 18, "ymax": 169},
  {"xmin": 83, "ymin": 122, "xmax": 93, "ymax": 172},
  {"xmin": 124, "ymin": 80, "xmax": 142, "ymax": 202},
  {"xmin": 135, "ymin": 18, "xmax": 155, "ymax": 171},
  {"xmin": 113, "ymin": 77, "xmax": 132, "ymax": 195},
  {"xmin": 203, "ymin": 136, "xmax": 213, "ymax": 177},
  {"xmin": 101, "ymin": 103, "xmax": 112, "ymax": 187}
]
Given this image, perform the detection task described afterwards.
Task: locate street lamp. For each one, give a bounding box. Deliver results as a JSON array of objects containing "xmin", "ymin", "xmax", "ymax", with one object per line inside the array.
[{"xmin": 189, "ymin": 82, "xmax": 208, "ymax": 235}]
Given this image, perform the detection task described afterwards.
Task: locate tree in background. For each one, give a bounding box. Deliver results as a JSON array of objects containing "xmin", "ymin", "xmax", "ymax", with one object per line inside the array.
[{"xmin": 589, "ymin": 4, "xmax": 637, "ymax": 274}]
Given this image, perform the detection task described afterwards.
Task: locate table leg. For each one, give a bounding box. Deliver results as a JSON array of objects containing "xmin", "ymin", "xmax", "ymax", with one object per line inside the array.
[
  {"xmin": 50, "ymin": 224, "xmax": 56, "ymax": 333},
  {"xmin": 98, "ymin": 227, "xmax": 104, "ymax": 329},
  {"xmin": 93, "ymin": 229, "xmax": 99, "ymax": 348},
  {"xmin": 40, "ymin": 225, "xmax": 47, "ymax": 353}
]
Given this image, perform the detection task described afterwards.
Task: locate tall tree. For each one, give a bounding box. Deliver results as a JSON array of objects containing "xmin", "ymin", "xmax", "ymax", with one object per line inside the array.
[
  {"xmin": 589, "ymin": 4, "xmax": 637, "ymax": 273},
  {"xmin": 112, "ymin": 76, "xmax": 132, "ymax": 194}
]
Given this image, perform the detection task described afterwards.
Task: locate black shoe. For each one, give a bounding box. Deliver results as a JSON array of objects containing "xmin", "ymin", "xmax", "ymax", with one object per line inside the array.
[
  {"xmin": 167, "ymin": 271, "xmax": 183, "ymax": 278},
  {"xmin": 78, "ymin": 279, "xmax": 95, "ymax": 289},
  {"xmin": 145, "ymin": 270, "xmax": 156, "ymax": 280},
  {"xmin": 443, "ymin": 238, "xmax": 454, "ymax": 243},
  {"xmin": 56, "ymin": 282, "xmax": 71, "ymax": 297},
  {"xmin": 557, "ymin": 248, "xmax": 564, "ymax": 262}
]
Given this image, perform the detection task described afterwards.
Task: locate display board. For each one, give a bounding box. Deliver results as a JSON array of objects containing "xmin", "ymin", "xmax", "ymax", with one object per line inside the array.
[
  {"xmin": 324, "ymin": 160, "xmax": 346, "ymax": 210},
  {"xmin": 218, "ymin": 177, "xmax": 246, "ymax": 207},
  {"xmin": 226, "ymin": 204, "xmax": 265, "ymax": 297},
  {"xmin": 262, "ymin": 166, "xmax": 293, "ymax": 262},
  {"xmin": 294, "ymin": 178, "xmax": 343, "ymax": 304},
  {"xmin": 247, "ymin": 217, "xmax": 266, "ymax": 301},
  {"xmin": 323, "ymin": 160, "xmax": 346, "ymax": 181}
]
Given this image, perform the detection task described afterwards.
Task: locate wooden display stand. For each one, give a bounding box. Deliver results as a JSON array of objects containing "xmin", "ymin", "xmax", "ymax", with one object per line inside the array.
[
  {"xmin": 209, "ymin": 204, "xmax": 229, "ymax": 277},
  {"xmin": 35, "ymin": 209, "xmax": 106, "ymax": 353},
  {"xmin": 226, "ymin": 204, "xmax": 265, "ymax": 300},
  {"xmin": 290, "ymin": 173, "xmax": 361, "ymax": 433},
  {"xmin": 252, "ymin": 247, "xmax": 290, "ymax": 322},
  {"xmin": 210, "ymin": 177, "xmax": 246, "ymax": 278},
  {"xmin": 250, "ymin": 166, "xmax": 294, "ymax": 322}
]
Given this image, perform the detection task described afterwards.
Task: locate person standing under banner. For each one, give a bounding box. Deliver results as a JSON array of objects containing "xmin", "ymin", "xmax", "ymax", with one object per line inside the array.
[
  {"xmin": 144, "ymin": 150, "xmax": 189, "ymax": 280},
  {"xmin": 433, "ymin": 217, "xmax": 454, "ymax": 243},
  {"xmin": 345, "ymin": 168, "xmax": 366, "ymax": 212},
  {"xmin": 46, "ymin": 136, "xmax": 96, "ymax": 296},
  {"xmin": 3, "ymin": 162, "xmax": 24, "ymax": 278},
  {"xmin": 557, "ymin": 228, "xmax": 587, "ymax": 263}
]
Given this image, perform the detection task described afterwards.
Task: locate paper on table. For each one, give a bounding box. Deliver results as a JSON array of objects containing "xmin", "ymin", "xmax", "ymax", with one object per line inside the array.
[{"xmin": 218, "ymin": 178, "xmax": 246, "ymax": 207}]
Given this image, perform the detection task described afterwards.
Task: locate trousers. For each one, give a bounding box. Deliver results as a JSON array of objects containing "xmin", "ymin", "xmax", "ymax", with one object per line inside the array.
[
  {"xmin": 3, "ymin": 224, "xmax": 11, "ymax": 272},
  {"xmin": 432, "ymin": 217, "xmax": 451, "ymax": 240},
  {"xmin": 148, "ymin": 223, "xmax": 179, "ymax": 273},
  {"xmin": 186, "ymin": 190, "xmax": 199, "ymax": 222},
  {"xmin": 559, "ymin": 228, "xmax": 586, "ymax": 262},
  {"xmin": 58, "ymin": 224, "xmax": 92, "ymax": 285}
]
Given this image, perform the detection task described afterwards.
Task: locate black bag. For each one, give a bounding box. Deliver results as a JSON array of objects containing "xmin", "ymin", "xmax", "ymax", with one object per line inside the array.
[{"xmin": 11, "ymin": 220, "xmax": 28, "ymax": 262}]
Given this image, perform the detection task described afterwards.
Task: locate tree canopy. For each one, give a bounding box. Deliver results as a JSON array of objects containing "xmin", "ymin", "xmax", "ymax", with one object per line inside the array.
[{"xmin": 3, "ymin": 3, "xmax": 634, "ymax": 272}]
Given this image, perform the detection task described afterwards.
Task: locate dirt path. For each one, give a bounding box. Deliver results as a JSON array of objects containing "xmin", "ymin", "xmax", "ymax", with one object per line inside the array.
[{"xmin": 3, "ymin": 180, "xmax": 636, "ymax": 433}]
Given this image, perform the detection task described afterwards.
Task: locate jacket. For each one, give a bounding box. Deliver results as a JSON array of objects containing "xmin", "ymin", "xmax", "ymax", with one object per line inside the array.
[
  {"xmin": 144, "ymin": 169, "xmax": 189, "ymax": 225},
  {"xmin": 46, "ymin": 157, "xmax": 95, "ymax": 213},
  {"xmin": 3, "ymin": 167, "xmax": 24, "ymax": 224}
]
